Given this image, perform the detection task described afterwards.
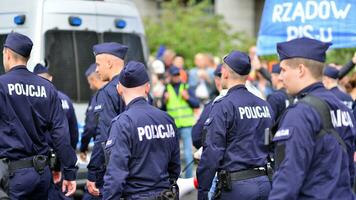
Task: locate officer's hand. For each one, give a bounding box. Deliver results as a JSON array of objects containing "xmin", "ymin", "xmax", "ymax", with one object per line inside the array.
[
  {"xmin": 52, "ymin": 171, "xmax": 62, "ymax": 184},
  {"xmin": 181, "ymin": 90, "xmax": 190, "ymax": 100},
  {"xmin": 62, "ymin": 180, "xmax": 76, "ymax": 197},
  {"xmin": 80, "ymin": 152, "xmax": 87, "ymax": 162},
  {"xmin": 86, "ymin": 180, "xmax": 100, "ymax": 196},
  {"xmin": 352, "ymin": 52, "xmax": 356, "ymax": 64}
]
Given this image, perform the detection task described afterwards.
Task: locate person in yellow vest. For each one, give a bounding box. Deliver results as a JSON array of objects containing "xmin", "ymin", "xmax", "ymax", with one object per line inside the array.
[{"xmin": 162, "ymin": 66, "xmax": 200, "ymax": 178}]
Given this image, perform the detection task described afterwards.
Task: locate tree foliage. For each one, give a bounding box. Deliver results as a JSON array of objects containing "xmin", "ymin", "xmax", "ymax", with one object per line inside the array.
[{"xmin": 144, "ymin": 0, "xmax": 255, "ymax": 68}]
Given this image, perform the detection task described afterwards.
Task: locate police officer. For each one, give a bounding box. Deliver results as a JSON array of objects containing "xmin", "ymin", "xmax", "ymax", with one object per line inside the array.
[
  {"xmin": 323, "ymin": 65, "xmax": 354, "ymax": 109},
  {"xmin": 266, "ymin": 63, "xmax": 293, "ymax": 121},
  {"xmin": 0, "ymin": 32, "xmax": 77, "ymax": 199},
  {"xmin": 33, "ymin": 63, "xmax": 79, "ymax": 149},
  {"xmin": 86, "ymin": 42, "xmax": 127, "ymax": 198},
  {"xmin": 103, "ymin": 61, "xmax": 180, "ymax": 200},
  {"xmin": 33, "ymin": 63, "xmax": 79, "ymax": 200},
  {"xmin": 197, "ymin": 51, "xmax": 274, "ymax": 200},
  {"xmin": 269, "ymin": 38, "xmax": 356, "ymax": 199},
  {"xmin": 192, "ymin": 63, "xmax": 225, "ymax": 149},
  {"xmin": 80, "ymin": 63, "xmax": 107, "ymax": 162}
]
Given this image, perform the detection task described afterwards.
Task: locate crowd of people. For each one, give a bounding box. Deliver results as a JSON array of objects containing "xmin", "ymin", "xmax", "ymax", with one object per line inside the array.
[{"xmin": 0, "ymin": 31, "xmax": 356, "ymax": 200}]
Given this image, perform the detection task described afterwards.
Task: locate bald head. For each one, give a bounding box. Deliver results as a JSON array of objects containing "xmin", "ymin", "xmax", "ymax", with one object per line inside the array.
[{"xmin": 95, "ymin": 54, "xmax": 124, "ymax": 82}]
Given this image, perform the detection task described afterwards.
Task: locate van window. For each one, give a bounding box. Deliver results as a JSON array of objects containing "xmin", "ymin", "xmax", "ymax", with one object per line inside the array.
[
  {"xmin": 45, "ymin": 31, "xmax": 146, "ymax": 102},
  {"xmin": 103, "ymin": 32, "xmax": 145, "ymax": 64},
  {"xmin": 0, "ymin": 34, "xmax": 7, "ymax": 75},
  {"xmin": 45, "ymin": 30, "xmax": 97, "ymax": 102}
]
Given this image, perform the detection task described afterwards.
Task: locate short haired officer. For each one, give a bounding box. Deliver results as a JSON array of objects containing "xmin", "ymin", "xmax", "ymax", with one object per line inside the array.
[
  {"xmin": 33, "ymin": 63, "xmax": 79, "ymax": 149},
  {"xmin": 266, "ymin": 63, "xmax": 293, "ymax": 121},
  {"xmin": 197, "ymin": 51, "xmax": 274, "ymax": 200},
  {"xmin": 269, "ymin": 38, "xmax": 356, "ymax": 199},
  {"xmin": 86, "ymin": 42, "xmax": 127, "ymax": 198},
  {"xmin": 323, "ymin": 65, "xmax": 354, "ymax": 109},
  {"xmin": 80, "ymin": 64, "xmax": 107, "ymax": 162},
  {"xmin": 103, "ymin": 61, "xmax": 180, "ymax": 200},
  {"xmin": 0, "ymin": 32, "xmax": 77, "ymax": 198}
]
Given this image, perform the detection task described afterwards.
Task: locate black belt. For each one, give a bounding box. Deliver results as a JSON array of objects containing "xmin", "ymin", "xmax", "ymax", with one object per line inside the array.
[
  {"xmin": 8, "ymin": 155, "xmax": 48, "ymax": 174},
  {"xmin": 229, "ymin": 168, "xmax": 267, "ymax": 181}
]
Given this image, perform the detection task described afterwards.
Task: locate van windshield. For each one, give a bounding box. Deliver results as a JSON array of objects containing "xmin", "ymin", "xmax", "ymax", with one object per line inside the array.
[
  {"xmin": 45, "ymin": 30, "xmax": 146, "ymax": 102},
  {"xmin": 0, "ymin": 34, "xmax": 7, "ymax": 75}
]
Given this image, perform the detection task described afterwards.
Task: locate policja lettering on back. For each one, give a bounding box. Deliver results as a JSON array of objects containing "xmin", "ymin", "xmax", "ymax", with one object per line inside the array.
[
  {"xmin": 197, "ymin": 51, "xmax": 273, "ymax": 200},
  {"xmin": 8, "ymin": 83, "xmax": 47, "ymax": 97},
  {"xmin": 239, "ymin": 106, "xmax": 271, "ymax": 119},
  {"xmin": 137, "ymin": 124, "xmax": 175, "ymax": 141},
  {"xmin": 0, "ymin": 32, "xmax": 77, "ymax": 199}
]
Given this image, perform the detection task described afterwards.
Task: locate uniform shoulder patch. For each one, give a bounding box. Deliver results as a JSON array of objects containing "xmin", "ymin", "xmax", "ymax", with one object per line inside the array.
[
  {"xmin": 204, "ymin": 117, "xmax": 213, "ymax": 126},
  {"xmin": 105, "ymin": 138, "xmax": 115, "ymax": 149},
  {"xmin": 273, "ymin": 128, "xmax": 294, "ymax": 142}
]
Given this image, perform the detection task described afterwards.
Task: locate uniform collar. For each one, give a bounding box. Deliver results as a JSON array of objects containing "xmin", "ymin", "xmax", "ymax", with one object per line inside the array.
[
  {"xmin": 296, "ymin": 82, "xmax": 324, "ymax": 98},
  {"xmin": 227, "ymin": 84, "xmax": 246, "ymax": 94},
  {"xmin": 126, "ymin": 96, "xmax": 147, "ymax": 110},
  {"xmin": 9, "ymin": 65, "xmax": 27, "ymax": 72},
  {"xmin": 111, "ymin": 74, "xmax": 120, "ymax": 83}
]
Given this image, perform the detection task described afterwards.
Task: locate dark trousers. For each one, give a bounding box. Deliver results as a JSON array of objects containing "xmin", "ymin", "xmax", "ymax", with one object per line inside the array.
[
  {"xmin": 82, "ymin": 187, "xmax": 102, "ymax": 200},
  {"xmin": 220, "ymin": 176, "xmax": 271, "ymax": 200},
  {"xmin": 48, "ymin": 180, "xmax": 73, "ymax": 200},
  {"xmin": 9, "ymin": 167, "xmax": 51, "ymax": 200}
]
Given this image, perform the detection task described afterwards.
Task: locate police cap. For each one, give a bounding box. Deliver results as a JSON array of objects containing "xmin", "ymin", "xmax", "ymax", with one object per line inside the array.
[
  {"xmin": 119, "ymin": 61, "xmax": 149, "ymax": 88},
  {"xmin": 93, "ymin": 42, "xmax": 128, "ymax": 59},
  {"xmin": 277, "ymin": 37, "xmax": 331, "ymax": 63},
  {"xmin": 214, "ymin": 64, "xmax": 223, "ymax": 77},
  {"xmin": 4, "ymin": 32, "xmax": 33, "ymax": 57},
  {"xmin": 33, "ymin": 63, "xmax": 49, "ymax": 74},
  {"xmin": 85, "ymin": 63, "xmax": 96, "ymax": 77},
  {"xmin": 223, "ymin": 51, "xmax": 251, "ymax": 75},
  {"xmin": 323, "ymin": 65, "xmax": 339, "ymax": 79},
  {"xmin": 169, "ymin": 66, "xmax": 180, "ymax": 76},
  {"xmin": 271, "ymin": 63, "xmax": 281, "ymax": 74}
]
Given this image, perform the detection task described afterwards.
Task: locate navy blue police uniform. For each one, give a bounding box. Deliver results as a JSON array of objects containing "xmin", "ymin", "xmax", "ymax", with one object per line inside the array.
[
  {"xmin": 192, "ymin": 64, "xmax": 223, "ymax": 149},
  {"xmin": 0, "ymin": 32, "xmax": 77, "ymax": 199},
  {"xmin": 103, "ymin": 61, "xmax": 180, "ymax": 200},
  {"xmin": 197, "ymin": 51, "xmax": 274, "ymax": 200},
  {"xmin": 87, "ymin": 43, "xmax": 127, "ymax": 195},
  {"xmin": 33, "ymin": 63, "xmax": 79, "ymax": 150},
  {"xmin": 269, "ymin": 38, "xmax": 356, "ymax": 200},
  {"xmin": 80, "ymin": 64, "xmax": 100, "ymax": 154},
  {"xmin": 324, "ymin": 66, "xmax": 354, "ymax": 110},
  {"xmin": 266, "ymin": 63, "xmax": 292, "ymax": 121}
]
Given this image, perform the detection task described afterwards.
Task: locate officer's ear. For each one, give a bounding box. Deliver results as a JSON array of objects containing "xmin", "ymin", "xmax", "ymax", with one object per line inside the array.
[
  {"xmin": 297, "ymin": 63, "xmax": 307, "ymax": 78},
  {"xmin": 145, "ymin": 83, "xmax": 151, "ymax": 95},
  {"xmin": 117, "ymin": 83, "xmax": 123, "ymax": 96}
]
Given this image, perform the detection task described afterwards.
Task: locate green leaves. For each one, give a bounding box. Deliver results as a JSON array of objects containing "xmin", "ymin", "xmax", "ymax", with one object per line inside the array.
[{"xmin": 144, "ymin": 0, "xmax": 255, "ymax": 68}]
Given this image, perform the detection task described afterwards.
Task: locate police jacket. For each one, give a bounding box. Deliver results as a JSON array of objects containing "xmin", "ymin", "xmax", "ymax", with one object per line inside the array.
[
  {"xmin": 103, "ymin": 97, "xmax": 180, "ymax": 199},
  {"xmin": 269, "ymin": 82, "xmax": 356, "ymax": 200},
  {"xmin": 80, "ymin": 93, "xmax": 98, "ymax": 153},
  {"xmin": 329, "ymin": 86, "xmax": 353, "ymax": 110},
  {"xmin": 0, "ymin": 66, "xmax": 77, "ymax": 180},
  {"xmin": 266, "ymin": 88, "xmax": 291, "ymax": 121},
  {"xmin": 87, "ymin": 74, "xmax": 125, "ymax": 183},
  {"xmin": 197, "ymin": 84, "xmax": 274, "ymax": 199},
  {"xmin": 58, "ymin": 91, "xmax": 78, "ymax": 149}
]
